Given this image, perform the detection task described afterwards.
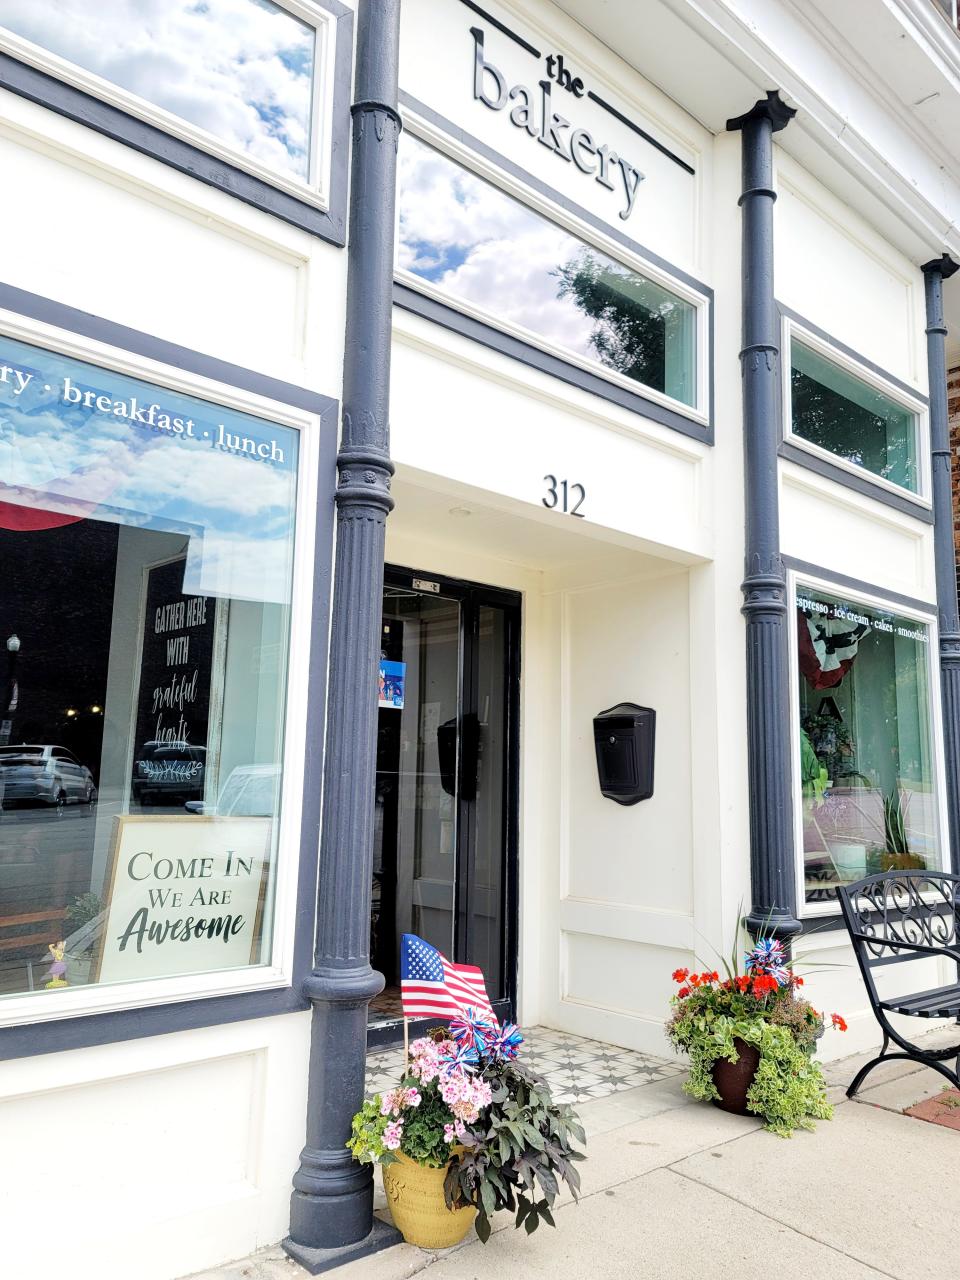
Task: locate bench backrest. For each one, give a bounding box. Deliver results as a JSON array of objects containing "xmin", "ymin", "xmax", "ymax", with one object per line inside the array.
[{"xmin": 837, "ymin": 870, "xmax": 960, "ymax": 978}]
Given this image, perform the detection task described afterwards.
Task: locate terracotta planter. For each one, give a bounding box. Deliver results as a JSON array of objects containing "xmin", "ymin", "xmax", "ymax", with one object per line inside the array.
[
  {"xmin": 711, "ymin": 1037, "xmax": 761, "ymax": 1115},
  {"xmin": 381, "ymin": 1151, "xmax": 476, "ymax": 1248}
]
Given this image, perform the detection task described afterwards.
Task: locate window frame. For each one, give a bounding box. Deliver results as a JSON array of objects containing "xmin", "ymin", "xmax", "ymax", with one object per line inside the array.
[
  {"xmin": 0, "ymin": 299, "xmax": 331, "ymax": 1038},
  {"xmin": 395, "ymin": 111, "xmax": 713, "ymax": 434},
  {"xmin": 0, "ymin": 0, "xmax": 352, "ymax": 243},
  {"xmin": 787, "ymin": 567, "xmax": 948, "ymax": 920},
  {"xmin": 781, "ymin": 313, "xmax": 931, "ymax": 508}
]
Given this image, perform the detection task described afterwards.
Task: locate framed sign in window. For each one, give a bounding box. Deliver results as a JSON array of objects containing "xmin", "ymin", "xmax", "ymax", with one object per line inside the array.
[{"xmin": 93, "ymin": 814, "xmax": 272, "ymax": 985}]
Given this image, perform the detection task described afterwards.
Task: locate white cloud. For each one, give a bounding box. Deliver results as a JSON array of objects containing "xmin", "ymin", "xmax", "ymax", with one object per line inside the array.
[
  {"xmin": 398, "ymin": 137, "xmax": 598, "ymax": 356},
  {"xmin": 2, "ymin": 0, "xmax": 314, "ymax": 179}
]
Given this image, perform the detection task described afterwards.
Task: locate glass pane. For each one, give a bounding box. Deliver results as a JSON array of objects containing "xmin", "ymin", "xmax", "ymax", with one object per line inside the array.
[
  {"xmin": 795, "ymin": 587, "xmax": 940, "ymax": 905},
  {"xmin": 0, "ymin": 335, "xmax": 298, "ymax": 997},
  {"xmin": 469, "ymin": 605, "xmax": 508, "ymax": 1001},
  {"xmin": 790, "ymin": 341, "xmax": 919, "ymax": 492},
  {"xmin": 370, "ymin": 589, "xmax": 461, "ymax": 1021},
  {"xmin": 2, "ymin": 0, "xmax": 315, "ymax": 182},
  {"xmin": 398, "ymin": 135, "xmax": 698, "ymax": 407}
]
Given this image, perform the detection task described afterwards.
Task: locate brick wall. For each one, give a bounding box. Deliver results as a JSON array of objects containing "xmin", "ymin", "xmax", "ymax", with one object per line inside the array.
[{"xmin": 951, "ymin": 367, "xmax": 960, "ymax": 585}]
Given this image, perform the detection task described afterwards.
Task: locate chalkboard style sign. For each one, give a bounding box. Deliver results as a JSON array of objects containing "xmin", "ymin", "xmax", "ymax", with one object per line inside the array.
[{"xmin": 130, "ymin": 555, "xmax": 218, "ymax": 804}]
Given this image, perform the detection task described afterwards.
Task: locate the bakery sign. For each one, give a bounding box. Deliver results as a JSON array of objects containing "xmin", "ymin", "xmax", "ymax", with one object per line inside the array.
[{"xmin": 471, "ymin": 26, "xmax": 647, "ymax": 221}]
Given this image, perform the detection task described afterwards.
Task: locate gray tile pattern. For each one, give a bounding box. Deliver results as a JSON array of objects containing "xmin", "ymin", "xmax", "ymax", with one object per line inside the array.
[{"xmin": 365, "ymin": 1025, "xmax": 684, "ymax": 1104}]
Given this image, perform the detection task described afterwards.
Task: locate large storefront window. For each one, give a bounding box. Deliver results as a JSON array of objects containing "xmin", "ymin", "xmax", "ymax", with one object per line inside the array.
[
  {"xmin": 795, "ymin": 585, "xmax": 941, "ymax": 906},
  {"xmin": 789, "ymin": 338, "xmax": 922, "ymax": 494},
  {"xmin": 397, "ymin": 134, "xmax": 699, "ymax": 408},
  {"xmin": 0, "ymin": 335, "xmax": 298, "ymax": 998}
]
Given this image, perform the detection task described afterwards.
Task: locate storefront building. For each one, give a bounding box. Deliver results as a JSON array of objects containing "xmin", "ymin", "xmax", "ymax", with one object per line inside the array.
[{"xmin": 2, "ymin": 1, "xmax": 960, "ymax": 1276}]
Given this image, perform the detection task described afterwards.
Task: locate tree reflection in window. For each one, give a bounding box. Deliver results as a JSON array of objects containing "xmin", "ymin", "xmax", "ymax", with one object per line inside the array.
[{"xmin": 790, "ymin": 341, "xmax": 919, "ymax": 493}]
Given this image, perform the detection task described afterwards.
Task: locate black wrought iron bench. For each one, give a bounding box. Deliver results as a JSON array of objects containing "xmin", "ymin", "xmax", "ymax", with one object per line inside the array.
[{"xmin": 837, "ymin": 870, "xmax": 960, "ymax": 1097}]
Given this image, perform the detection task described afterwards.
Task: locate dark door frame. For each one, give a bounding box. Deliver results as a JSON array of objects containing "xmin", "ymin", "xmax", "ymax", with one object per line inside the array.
[{"xmin": 367, "ymin": 563, "xmax": 521, "ymax": 1049}]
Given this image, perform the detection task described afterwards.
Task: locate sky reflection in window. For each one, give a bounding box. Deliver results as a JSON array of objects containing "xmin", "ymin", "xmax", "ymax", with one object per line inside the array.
[
  {"xmin": 2, "ymin": 0, "xmax": 315, "ymax": 182},
  {"xmin": 398, "ymin": 136, "xmax": 697, "ymax": 407}
]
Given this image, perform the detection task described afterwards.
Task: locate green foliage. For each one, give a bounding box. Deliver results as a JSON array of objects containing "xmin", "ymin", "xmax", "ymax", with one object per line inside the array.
[
  {"xmin": 66, "ymin": 893, "xmax": 102, "ymax": 929},
  {"xmin": 674, "ymin": 1015, "xmax": 832, "ymax": 1138},
  {"xmin": 444, "ymin": 1059, "xmax": 585, "ymax": 1242},
  {"xmin": 400, "ymin": 1085, "xmax": 454, "ymax": 1168},
  {"xmin": 346, "ymin": 1098, "xmax": 397, "ymax": 1167}
]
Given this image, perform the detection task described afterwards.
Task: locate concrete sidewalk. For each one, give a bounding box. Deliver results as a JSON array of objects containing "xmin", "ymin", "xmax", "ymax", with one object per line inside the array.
[{"xmin": 187, "ymin": 1030, "xmax": 960, "ymax": 1280}]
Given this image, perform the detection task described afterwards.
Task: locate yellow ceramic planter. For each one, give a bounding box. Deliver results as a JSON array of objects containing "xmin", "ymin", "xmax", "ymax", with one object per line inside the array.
[{"xmin": 381, "ymin": 1151, "xmax": 476, "ymax": 1248}]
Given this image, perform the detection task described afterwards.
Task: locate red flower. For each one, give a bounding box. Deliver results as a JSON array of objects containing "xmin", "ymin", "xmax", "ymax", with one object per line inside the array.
[
  {"xmin": 672, "ymin": 968, "xmax": 690, "ymax": 983},
  {"xmin": 735, "ymin": 975, "xmax": 750, "ymax": 992},
  {"xmin": 791, "ymin": 975, "xmax": 804, "ymax": 987},
  {"xmin": 831, "ymin": 1013, "xmax": 848, "ymax": 1032},
  {"xmin": 750, "ymin": 973, "xmax": 778, "ymax": 998},
  {"xmin": 677, "ymin": 986, "xmax": 691, "ymax": 998},
  {"xmin": 708, "ymin": 971, "xmax": 720, "ymax": 983},
  {"xmin": 690, "ymin": 974, "xmax": 702, "ymax": 987}
]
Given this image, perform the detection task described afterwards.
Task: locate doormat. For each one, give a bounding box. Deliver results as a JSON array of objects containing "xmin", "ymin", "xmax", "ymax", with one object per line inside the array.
[{"xmin": 904, "ymin": 1088, "xmax": 960, "ymax": 1131}]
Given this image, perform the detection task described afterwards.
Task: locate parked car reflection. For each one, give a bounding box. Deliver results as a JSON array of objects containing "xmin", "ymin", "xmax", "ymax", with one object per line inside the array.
[
  {"xmin": 132, "ymin": 741, "xmax": 205, "ymax": 806},
  {"xmin": 185, "ymin": 764, "xmax": 280, "ymax": 817},
  {"xmin": 0, "ymin": 745, "xmax": 97, "ymax": 809}
]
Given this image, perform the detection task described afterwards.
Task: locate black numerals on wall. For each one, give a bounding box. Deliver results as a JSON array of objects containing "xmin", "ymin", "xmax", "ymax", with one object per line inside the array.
[{"xmin": 542, "ymin": 474, "xmax": 586, "ymax": 517}]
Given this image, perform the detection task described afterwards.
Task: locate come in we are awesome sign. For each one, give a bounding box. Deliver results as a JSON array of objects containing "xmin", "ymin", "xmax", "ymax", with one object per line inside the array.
[{"xmin": 95, "ymin": 816, "xmax": 271, "ymax": 983}]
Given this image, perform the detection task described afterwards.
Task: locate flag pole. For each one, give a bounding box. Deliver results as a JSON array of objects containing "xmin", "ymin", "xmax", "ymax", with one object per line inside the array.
[{"xmin": 403, "ymin": 1015, "xmax": 409, "ymax": 1063}]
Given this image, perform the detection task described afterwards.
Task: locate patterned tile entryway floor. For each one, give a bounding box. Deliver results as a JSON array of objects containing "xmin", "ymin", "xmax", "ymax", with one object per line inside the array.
[{"xmin": 366, "ymin": 1025, "xmax": 685, "ymax": 1104}]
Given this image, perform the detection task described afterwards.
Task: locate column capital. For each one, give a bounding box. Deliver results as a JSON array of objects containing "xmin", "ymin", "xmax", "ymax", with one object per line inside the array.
[
  {"xmin": 726, "ymin": 90, "xmax": 796, "ymax": 135},
  {"xmin": 921, "ymin": 253, "xmax": 960, "ymax": 281}
]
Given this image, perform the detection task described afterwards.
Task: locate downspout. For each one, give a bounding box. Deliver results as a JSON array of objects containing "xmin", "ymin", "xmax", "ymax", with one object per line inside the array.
[
  {"xmin": 284, "ymin": 0, "xmax": 403, "ymax": 1270},
  {"xmin": 727, "ymin": 92, "xmax": 802, "ymax": 943},
  {"xmin": 922, "ymin": 254, "xmax": 960, "ymax": 874}
]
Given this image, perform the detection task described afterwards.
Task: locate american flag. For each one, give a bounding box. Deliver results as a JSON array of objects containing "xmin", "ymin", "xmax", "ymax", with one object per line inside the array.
[{"xmin": 400, "ymin": 933, "xmax": 496, "ymax": 1024}]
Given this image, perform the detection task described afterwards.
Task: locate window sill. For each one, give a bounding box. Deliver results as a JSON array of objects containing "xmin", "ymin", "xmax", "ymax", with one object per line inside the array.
[
  {"xmin": 778, "ymin": 439, "xmax": 934, "ymax": 523},
  {"xmin": 0, "ymin": 51, "xmax": 348, "ymax": 244}
]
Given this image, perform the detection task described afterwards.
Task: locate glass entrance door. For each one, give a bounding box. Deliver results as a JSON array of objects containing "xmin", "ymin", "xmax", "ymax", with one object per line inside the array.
[{"xmin": 369, "ymin": 568, "xmax": 519, "ymax": 1040}]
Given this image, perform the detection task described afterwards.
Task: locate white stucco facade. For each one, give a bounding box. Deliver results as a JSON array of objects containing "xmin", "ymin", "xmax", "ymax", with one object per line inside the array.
[{"xmin": 2, "ymin": 3, "xmax": 960, "ymax": 1278}]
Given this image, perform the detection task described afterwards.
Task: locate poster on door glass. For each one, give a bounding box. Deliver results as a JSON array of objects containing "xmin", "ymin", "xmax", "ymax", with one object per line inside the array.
[{"xmin": 379, "ymin": 659, "xmax": 405, "ymax": 709}]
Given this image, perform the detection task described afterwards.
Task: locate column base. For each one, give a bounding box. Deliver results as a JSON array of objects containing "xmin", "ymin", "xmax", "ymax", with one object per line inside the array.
[{"xmin": 282, "ymin": 1216, "xmax": 403, "ymax": 1275}]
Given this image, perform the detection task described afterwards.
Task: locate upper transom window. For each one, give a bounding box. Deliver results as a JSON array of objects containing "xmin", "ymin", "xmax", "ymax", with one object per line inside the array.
[
  {"xmin": 787, "ymin": 330, "xmax": 925, "ymax": 498},
  {"xmin": 397, "ymin": 133, "xmax": 703, "ymax": 415},
  {"xmin": 1, "ymin": 0, "xmax": 323, "ymax": 188}
]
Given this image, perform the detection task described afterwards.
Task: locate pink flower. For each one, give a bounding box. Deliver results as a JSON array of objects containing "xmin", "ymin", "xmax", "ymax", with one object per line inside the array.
[
  {"xmin": 443, "ymin": 1123, "xmax": 456, "ymax": 1144},
  {"xmin": 404, "ymin": 1088, "xmax": 421, "ymax": 1108},
  {"xmin": 382, "ymin": 1120, "xmax": 403, "ymax": 1151}
]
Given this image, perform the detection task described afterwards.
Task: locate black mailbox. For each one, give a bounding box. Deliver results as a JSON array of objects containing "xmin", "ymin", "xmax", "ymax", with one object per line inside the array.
[{"xmin": 593, "ymin": 703, "xmax": 655, "ymax": 805}]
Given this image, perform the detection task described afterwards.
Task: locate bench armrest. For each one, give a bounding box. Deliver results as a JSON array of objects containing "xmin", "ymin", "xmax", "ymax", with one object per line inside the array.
[{"xmin": 846, "ymin": 929, "xmax": 960, "ymax": 965}]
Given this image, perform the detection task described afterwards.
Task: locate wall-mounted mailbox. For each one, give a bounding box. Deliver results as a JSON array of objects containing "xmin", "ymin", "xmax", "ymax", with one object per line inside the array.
[{"xmin": 593, "ymin": 703, "xmax": 655, "ymax": 805}]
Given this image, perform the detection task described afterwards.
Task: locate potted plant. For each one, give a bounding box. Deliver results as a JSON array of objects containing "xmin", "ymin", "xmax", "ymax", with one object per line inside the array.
[
  {"xmin": 348, "ymin": 1015, "xmax": 585, "ymax": 1247},
  {"xmin": 666, "ymin": 935, "xmax": 848, "ymax": 1136}
]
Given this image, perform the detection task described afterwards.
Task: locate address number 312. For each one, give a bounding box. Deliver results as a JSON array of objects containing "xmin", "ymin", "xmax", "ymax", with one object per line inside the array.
[{"xmin": 542, "ymin": 475, "xmax": 585, "ymax": 517}]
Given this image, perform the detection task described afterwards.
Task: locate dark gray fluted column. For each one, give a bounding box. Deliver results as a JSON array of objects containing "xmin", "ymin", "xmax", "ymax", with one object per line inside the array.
[
  {"xmin": 922, "ymin": 255, "xmax": 960, "ymax": 874},
  {"xmin": 727, "ymin": 92, "xmax": 801, "ymax": 942},
  {"xmin": 284, "ymin": 1, "xmax": 403, "ymax": 1270}
]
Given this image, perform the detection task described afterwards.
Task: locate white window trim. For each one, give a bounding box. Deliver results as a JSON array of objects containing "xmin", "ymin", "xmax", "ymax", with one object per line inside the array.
[
  {"xmin": 781, "ymin": 315, "xmax": 931, "ymax": 508},
  {"xmin": 0, "ymin": 0, "xmax": 338, "ymax": 212},
  {"xmin": 396, "ymin": 112, "xmax": 712, "ymax": 429},
  {"xmin": 0, "ymin": 307, "xmax": 321, "ymax": 1028},
  {"xmin": 787, "ymin": 568, "xmax": 948, "ymax": 920}
]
